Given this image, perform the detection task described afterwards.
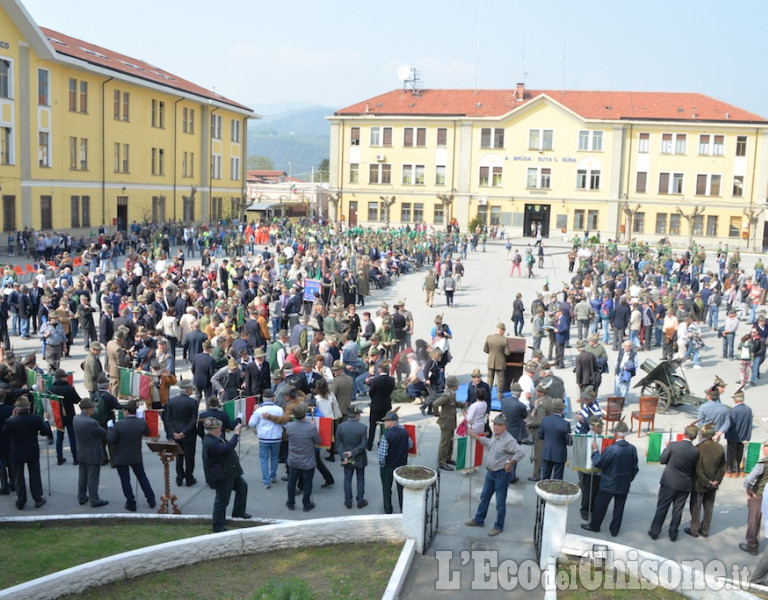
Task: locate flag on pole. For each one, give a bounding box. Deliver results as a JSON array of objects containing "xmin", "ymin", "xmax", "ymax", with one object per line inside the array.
[
  {"xmin": 312, "ymin": 416, "xmax": 333, "ymax": 448},
  {"xmin": 130, "ymin": 371, "xmax": 141, "ymax": 398},
  {"xmin": 144, "ymin": 409, "xmax": 160, "ymax": 438},
  {"xmin": 404, "ymin": 424, "xmax": 417, "ymax": 455},
  {"xmin": 745, "ymin": 442, "xmax": 762, "ymax": 473},
  {"xmin": 119, "ymin": 368, "xmax": 132, "ymax": 397},
  {"xmin": 26, "ymin": 368, "xmax": 36, "ymax": 389},
  {"xmin": 456, "ymin": 437, "xmax": 484, "ymax": 469},
  {"xmin": 224, "ymin": 397, "xmax": 244, "ymax": 424},
  {"xmin": 139, "ymin": 373, "xmax": 152, "ymax": 402},
  {"xmin": 646, "ymin": 430, "xmax": 673, "ymax": 462},
  {"xmin": 49, "ymin": 399, "xmax": 63, "ymax": 430},
  {"xmin": 244, "ymin": 396, "xmax": 257, "ymax": 424}
]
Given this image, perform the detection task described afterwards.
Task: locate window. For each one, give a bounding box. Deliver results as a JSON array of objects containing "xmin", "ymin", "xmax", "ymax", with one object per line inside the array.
[
  {"xmin": 182, "ymin": 151, "xmax": 194, "ymax": 178},
  {"xmin": 370, "ymin": 127, "xmax": 381, "ymax": 146},
  {"xmin": 636, "ymin": 171, "xmax": 647, "ymax": 193},
  {"xmin": 79, "ymin": 80, "xmax": 88, "ymax": 113},
  {"xmin": 37, "ymin": 68, "xmax": 49, "ymax": 106},
  {"xmin": 211, "ymin": 154, "xmax": 222, "ymax": 179},
  {"xmin": 492, "ymin": 166, "xmax": 502, "ymax": 187},
  {"xmin": 402, "ymin": 165, "xmax": 412, "ymax": 185},
  {"xmin": 527, "ymin": 167, "xmax": 551, "ymax": 189},
  {"xmin": 1, "ymin": 127, "xmax": 14, "ymax": 165},
  {"xmin": 81, "ymin": 196, "xmax": 90, "ymax": 227},
  {"xmin": 368, "ymin": 163, "xmax": 391, "ymax": 184},
  {"xmin": 658, "ymin": 172, "xmax": 683, "ymax": 194},
  {"xmin": 152, "ymin": 196, "xmax": 166, "ymax": 223},
  {"xmin": 477, "ymin": 204, "xmax": 488, "ymax": 223},
  {"xmin": 706, "ymin": 215, "xmax": 718, "ymax": 237},
  {"xmin": 437, "ymin": 128, "xmax": 447, "ymax": 147},
  {"xmin": 578, "ymin": 130, "xmax": 603, "ymax": 151},
  {"xmin": 38, "ymin": 131, "xmax": 50, "ymax": 167},
  {"xmin": 413, "ymin": 203, "xmax": 424, "ymax": 222},
  {"xmin": 350, "ymin": 127, "xmax": 360, "ymax": 146},
  {"xmin": 672, "ymin": 172, "xmax": 683, "ymax": 194},
  {"xmin": 415, "ymin": 164, "xmax": 425, "ymax": 185},
  {"xmin": 433, "ymin": 204, "xmax": 444, "ymax": 225},
  {"xmin": 68, "ymin": 78, "xmax": 76, "ymax": 111},
  {"xmin": 713, "ymin": 135, "xmax": 724, "ymax": 156},
  {"xmin": 736, "ymin": 136, "xmax": 747, "ymax": 157},
  {"xmin": 658, "ymin": 172, "xmax": 669, "ymax": 194},
  {"xmin": 573, "ymin": 209, "xmax": 585, "ymax": 230},
  {"xmin": 490, "ymin": 206, "xmax": 501, "ymax": 226},
  {"xmin": 367, "ymin": 201, "xmax": 378, "ymax": 221},
  {"xmin": 675, "ymin": 134, "xmax": 687, "ymax": 154},
  {"xmin": 114, "ymin": 143, "xmax": 129, "ymax": 173},
  {"xmin": 230, "ymin": 157, "xmax": 240, "ymax": 180},
  {"xmin": 151, "ymin": 147, "xmax": 165, "ymax": 176},
  {"xmin": 151, "ymin": 99, "xmax": 165, "ymax": 128},
  {"xmin": 695, "ymin": 174, "xmax": 721, "ymax": 196},
  {"xmin": 2, "ymin": 196, "xmax": 14, "ymax": 232},
  {"xmin": 669, "ymin": 214, "xmax": 681, "ymax": 235},
  {"xmin": 113, "ymin": 90, "xmax": 129, "ymax": 121},
  {"xmin": 79, "ymin": 138, "xmax": 88, "ymax": 170},
  {"xmin": 632, "ymin": 212, "xmax": 645, "ymax": 233},
  {"xmin": 480, "ymin": 128, "xmax": 505, "ymax": 149},
  {"xmin": 0, "ymin": 59, "xmax": 11, "ymax": 99},
  {"xmin": 400, "ymin": 164, "xmax": 425, "ymax": 185},
  {"xmin": 733, "ymin": 175, "xmax": 744, "ymax": 197},
  {"xmin": 661, "ymin": 133, "xmax": 673, "ymax": 154},
  {"xmin": 400, "ymin": 203, "xmax": 411, "ymax": 222},
  {"xmin": 699, "ymin": 135, "xmax": 710, "ymax": 155},
  {"xmin": 40, "ymin": 196, "xmax": 52, "ymax": 230},
  {"xmin": 656, "ymin": 213, "xmax": 667, "ymax": 234},
  {"xmin": 729, "ymin": 216, "xmax": 741, "ymax": 238},
  {"xmin": 403, "ymin": 127, "xmax": 426, "ymax": 147},
  {"xmin": 692, "ymin": 215, "xmax": 704, "ymax": 236},
  {"xmin": 382, "ymin": 127, "xmax": 392, "ymax": 146},
  {"xmin": 479, "ymin": 166, "xmax": 489, "ymax": 186},
  {"xmin": 349, "ymin": 163, "xmax": 359, "ymax": 183},
  {"xmin": 660, "ymin": 133, "xmax": 688, "ymax": 154},
  {"xmin": 588, "ymin": 210, "xmax": 598, "ymax": 230},
  {"xmin": 211, "ymin": 114, "xmax": 222, "ymax": 139},
  {"xmin": 182, "ymin": 108, "xmax": 195, "ymax": 134},
  {"xmin": 231, "ymin": 119, "xmax": 241, "ymax": 143},
  {"xmin": 576, "ymin": 169, "xmax": 600, "ymax": 190},
  {"xmin": 529, "ymin": 129, "xmax": 553, "ymax": 150},
  {"xmin": 435, "ymin": 165, "xmax": 446, "ymax": 186},
  {"xmin": 638, "ymin": 133, "xmax": 649, "ymax": 153},
  {"xmin": 71, "ymin": 196, "xmax": 80, "ymax": 228}
]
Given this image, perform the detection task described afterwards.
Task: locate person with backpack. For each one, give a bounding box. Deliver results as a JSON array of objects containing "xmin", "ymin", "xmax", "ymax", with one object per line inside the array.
[{"xmin": 510, "ymin": 250, "xmax": 522, "ymax": 277}]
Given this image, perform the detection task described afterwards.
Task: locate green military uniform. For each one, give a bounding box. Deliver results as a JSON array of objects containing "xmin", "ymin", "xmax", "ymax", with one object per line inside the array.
[{"xmin": 433, "ymin": 383, "xmax": 462, "ymax": 469}]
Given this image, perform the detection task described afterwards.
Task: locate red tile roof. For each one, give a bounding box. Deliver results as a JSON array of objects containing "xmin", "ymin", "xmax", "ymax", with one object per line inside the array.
[
  {"xmin": 41, "ymin": 27, "xmax": 252, "ymax": 113},
  {"xmin": 335, "ymin": 88, "xmax": 766, "ymax": 123}
]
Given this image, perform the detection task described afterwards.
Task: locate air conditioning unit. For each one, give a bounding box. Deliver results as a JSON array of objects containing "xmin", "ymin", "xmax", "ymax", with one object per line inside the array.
[
  {"xmin": 477, "ymin": 197, "xmax": 488, "ymax": 205},
  {"xmin": 376, "ymin": 154, "xmax": 385, "ymax": 162}
]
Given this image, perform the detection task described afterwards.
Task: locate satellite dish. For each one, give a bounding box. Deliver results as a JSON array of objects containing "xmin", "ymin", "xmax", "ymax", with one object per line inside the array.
[{"xmin": 397, "ymin": 63, "xmax": 411, "ymax": 81}]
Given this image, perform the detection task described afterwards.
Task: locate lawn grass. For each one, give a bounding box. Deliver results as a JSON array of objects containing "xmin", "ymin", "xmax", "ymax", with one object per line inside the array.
[
  {"xmin": 557, "ymin": 564, "xmax": 686, "ymax": 599},
  {"xmin": 0, "ymin": 522, "xmax": 211, "ymax": 589},
  {"xmin": 67, "ymin": 543, "xmax": 400, "ymax": 600}
]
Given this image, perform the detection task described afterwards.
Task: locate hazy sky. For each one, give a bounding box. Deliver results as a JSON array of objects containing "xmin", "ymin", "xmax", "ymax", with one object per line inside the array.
[{"xmin": 19, "ymin": 0, "xmax": 768, "ymax": 117}]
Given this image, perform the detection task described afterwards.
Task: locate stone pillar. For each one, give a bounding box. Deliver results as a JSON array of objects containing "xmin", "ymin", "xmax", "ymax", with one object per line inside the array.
[
  {"xmin": 535, "ymin": 480, "xmax": 581, "ymax": 570},
  {"xmin": 394, "ymin": 466, "xmax": 437, "ymax": 554}
]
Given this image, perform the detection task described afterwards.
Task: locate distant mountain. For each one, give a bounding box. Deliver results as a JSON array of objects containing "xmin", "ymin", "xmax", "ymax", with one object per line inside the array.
[{"xmin": 247, "ymin": 105, "xmax": 333, "ymax": 180}]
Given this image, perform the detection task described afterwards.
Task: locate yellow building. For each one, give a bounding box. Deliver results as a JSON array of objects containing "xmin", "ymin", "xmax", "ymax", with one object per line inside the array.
[
  {"xmin": 329, "ymin": 83, "xmax": 768, "ymax": 247},
  {"xmin": 0, "ymin": 0, "xmax": 254, "ymax": 233}
]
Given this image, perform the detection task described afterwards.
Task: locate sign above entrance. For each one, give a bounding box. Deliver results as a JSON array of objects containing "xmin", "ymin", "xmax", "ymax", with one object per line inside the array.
[{"xmin": 512, "ymin": 156, "xmax": 576, "ymax": 163}]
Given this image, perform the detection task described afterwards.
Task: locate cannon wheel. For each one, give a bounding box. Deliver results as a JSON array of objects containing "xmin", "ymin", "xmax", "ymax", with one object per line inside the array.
[{"xmin": 642, "ymin": 382, "xmax": 673, "ymax": 413}]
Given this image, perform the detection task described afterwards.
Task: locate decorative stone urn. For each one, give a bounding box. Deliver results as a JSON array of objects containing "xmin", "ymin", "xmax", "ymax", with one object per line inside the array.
[
  {"xmin": 535, "ymin": 480, "xmax": 581, "ymax": 569},
  {"xmin": 394, "ymin": 466, "xmax": 437, "ymax": 554}
]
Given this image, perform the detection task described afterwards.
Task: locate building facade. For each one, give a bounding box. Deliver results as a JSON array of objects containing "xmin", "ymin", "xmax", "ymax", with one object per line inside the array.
[
  {"xmin": 0, "ymin": 0, "xmax": 254, "ymax": 233},
  {"xmin": 328, "ymin": 84, "xmax": 768, "ymax": 248}
]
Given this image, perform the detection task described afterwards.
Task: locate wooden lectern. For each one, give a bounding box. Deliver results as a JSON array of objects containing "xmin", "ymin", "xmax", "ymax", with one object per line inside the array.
[
  {"xmin": 504, "ymin": 337, "xmax": 527, "ymax": 390},
  {"xmin": 147, "ymin": 441, "xmax": 183, "ymax": 515}
]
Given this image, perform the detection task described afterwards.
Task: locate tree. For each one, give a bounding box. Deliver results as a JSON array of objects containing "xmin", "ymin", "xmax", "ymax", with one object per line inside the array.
[
  {"xmin": 379, "ymin": 195, "xmax": 397, "ymax": 228},
  {"xmin": 621, "ymin": 202, "xmax": 642, "ymax": 242},
  {"xmin": 743, "ymin": 208, "xmax": 764, "ymax": 251},
  {"xmin": 316, "ymin": 158, "xmax": 330, "ymax": 182},
  {"xmin": 247, "ymin": 155, "xmax": 274, "ymax": 170},
  {"xmin": 675, "ymin": 206, "xmax": 705, "ymax": 249}
]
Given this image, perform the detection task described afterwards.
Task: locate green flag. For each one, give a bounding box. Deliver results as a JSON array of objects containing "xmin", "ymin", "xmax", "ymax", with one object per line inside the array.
[
  {"xmin": 646, "ymin": 432, "xmax": 663, "ymax": 463},
  {"xmin": 745, "ymin": 442, "xmax": 762, "ymax": 473},
  {"xmin": 119, "ymin": 368, "xmax": 132, "ymax": 397},
  {"xmin": 456, "ymin": 436, "xmax": 468, "ymax": 470}
]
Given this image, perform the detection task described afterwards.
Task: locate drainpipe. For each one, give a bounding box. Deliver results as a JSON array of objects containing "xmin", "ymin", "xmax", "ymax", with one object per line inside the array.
[
  {"xmin": 101, "ymin": 76, "xmax": 113, "ymax": 229},
  {"xmin": 209, "ymin": 106, "xmax": 219, "ymax": 222},
  {"xmin": 173, "ymin": 97, "xmax": 183, "ymax": 222}
]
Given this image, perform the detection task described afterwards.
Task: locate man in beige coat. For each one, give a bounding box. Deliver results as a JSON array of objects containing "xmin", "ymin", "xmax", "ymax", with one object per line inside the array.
[
  {"xmin": 484, "ymin": 323, "xmax": 511, "ymax": 398},
  {"xmin": 82, "ymin": 342, "xmax": 104, "ymax": 394},
  {"xmin": 106, "ymin": 329, "xmax": 131, "ymax": 397}
]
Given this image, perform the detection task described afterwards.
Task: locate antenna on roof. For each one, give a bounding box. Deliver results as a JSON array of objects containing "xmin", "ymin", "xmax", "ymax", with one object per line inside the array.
[{"xmin": 398, "ymin": 64, "xmax": 422, "ymax": 96}]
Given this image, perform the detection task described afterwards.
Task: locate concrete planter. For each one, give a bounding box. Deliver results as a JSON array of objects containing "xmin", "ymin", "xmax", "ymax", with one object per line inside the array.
[
  {"xmin": 535, "ymin": 480, "xmax": 581, "ymax": 569},
  {"xmin": 394, "ymin": 466, "xmax": 437, "ymax": 553}
]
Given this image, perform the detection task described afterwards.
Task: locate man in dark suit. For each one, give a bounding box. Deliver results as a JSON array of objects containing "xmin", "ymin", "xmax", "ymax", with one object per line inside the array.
[
  {"xmin": 289, "ymin": 359, "xmax": 322, "ymax": 397},
  {"xmin": 244, "ymin": 312, "xmax": 265, "ymax": 353},
  {"xmin": 107, "ymin": 400, "xmax": 156, "ymax": 511},
  {"xmin": 484, "ymin": 323, "xmax": 511, "ymax": 398},
  {"xmin": 574, "ymin": 340, "xmax": 597, "ymax": 392},
  {"xmin": 166, "ymin": 380, "xmax": 200, "ymax": 487},
  {"xmin": 191, "ymin": 341, "xmax": 215, "ymax": 399},
  {"xmin": 336, "ymin": 406, "xmax": 369, "ymax": 509},
  {"xmin": 500, "ymin": 382, "xmax": 529, "ymax": 445},
  {"xmin": 49, "ymin": 368, "xmax": 81, "ymax": 465},
  {"xmin": 611, "ymin": 297, "xmax": 631, "ymax": 351},
  {"xmin": 367, "ymin": 360, "xmax": 395, "ymax": 450},
  {"xmin": 185, "ymin": 321, "xmax": 207, "ymax": 363},
  {"xmin": 581, "ymin": 421, "xmax": 638, "ymax": 536},
  {"xmin": 648, "ymin": 425, "xmax": 700, "ymax": 541},
  {"xmin": 537, "ymin": 398, "xmax": 571, "ymax": 480},
  {"xmin": 244, "ymin": 348, "xmax": 271, "ymax": 399},
  {"xmin": 1, "ymin": 396, "xmax": 52, "ymax": 509},
  {"xmin": 73, "ymin": 398, "xmax": 109, "ymax": 507}
]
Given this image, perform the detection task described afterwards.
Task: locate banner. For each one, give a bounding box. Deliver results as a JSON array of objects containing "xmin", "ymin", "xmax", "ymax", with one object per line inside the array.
[
  {"xmin": 118, "ymin": 367, "xmax": 152, "ymax": 401},
  {"xmin": 313, "ymin": 416, "xmax": 333, "ymax": 448},
  {"xmin": 456, "ymin": 436, "xmax": 484, "ymax": 470},
  {"xmin": 139, "ymin": 374, "xmax": 151, "ymax": 402},
  {"xmin": 49, "ymin": 398, "xmax": 63, "ymax": 430},
  {"xmin": 144, "ymin": 409, "xmax": 160, "ymax": 438},
  {"xmin": 745, "ymin": 442, "xmax": 762, "ymax": 473},
  {"xmin": 119, "ymin": 368, "xmax": 132, "ymax": 397},
  {"xmin": 404, "ymin": 423, "xmax": 417, "ymax": 455},
  {"xmin": 646, "ymin": 430, "xmax": 674, "ymax": 463}
]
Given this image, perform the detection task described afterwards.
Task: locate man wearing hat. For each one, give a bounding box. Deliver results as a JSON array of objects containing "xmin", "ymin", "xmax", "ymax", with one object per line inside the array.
[
  {"xmin": 685, "ymin": 423, "xmax": 725, "ymax": 538},
  {"xmin": 466, "ymin": 368, "xmax": 492, "ymax": 414},
  {"xmin": 581, "ymin": 421, "xmax": 638, "ymax": 537},
  {"xmin": 574, "ymin": 340, "xmax": 596, "ymax": 394},
  {"xmin": 166, "ymin": 380, "xmax": 199, "ymax": 487},
  {"xmin": 106, "ymin": 329, "xmax": 131, "ymax": 398},
  {"xmin": 465, "ymin": 413, "xmax": 525, "ymax": 536},
  {"xmin": 696, "ymin": 387, "xmax": 728, "ymax": 432},
  {"xmin": 290, "ymin": 358, "xmax": 321, "ymax": 397},
  {"xmin": 285, "ymin": 402, "xmax": 322, "ymax": 512},
  {"xmin": 198, "ymin": 396, "xmax": 240, "ymax": 442},
  {"xmin": 191, "ymin": 340, "xmax": 215, "ymax": 400},
  {"xmin": 212, "ymin": 359, "xmax": 245, "ymax": 402},
  {"xmin": 243, "ymin": 348, "xmax": 271, "ymax": 399},
  {"xmin": 83, "ymin": 342, "xmax": 104, "ymax": 395},
  {"xmin": 247, "ymin": 390, "xmax": 284, "ymax": 489},
  {"xmin": 73, "ymin": 398, "xmax": 109, "ymax": 507},
  {"xmin": 741, "ymin": 441, "xmax": 768, "ymax": 556},
  {"xmin": 378, "ymin": 410, "xmax": 413, "ymax": 514},
  {"xmin": 336, "ymin": 406, "xmax": 369, "ymax": 509},
  {"xmin": 423, "ymin": 269, "xmax": 436, "ymax": 307},
  {"xmin": 2, "ymin": 396, "xmax": 52, "ymax": 509},
  {"xmin": 717, "ymin": 390, "xmax": 752, "ymax": 477},
  {"xmin": 500, "ymin": 382, "xmax": 529, "ymax": 446},
  {"xmin": 202, "ymin": 417, "xmax": 250, "ymax": 532},
  {"xmin": 526, "ymin": 381, "xmax": 556, "ymax": 481},
  {"xmin": 433, "ymin": 375, "xmax": 463, "ymax": 471},
  {"xmin": 48, "ymin": 368, "xmax": 81, "ymax": 466},
  {"xmin": 586, "ymin": 333, "xmax": 609, "ymax": 395},
  {"xmin": 367, "ymin": 360, "xmax": 395, "ymax": 450},
  {"xmin": 484, "ymin": 323, "xmax": 511, "ymax": 399},
  {"xmin": 517, "ymin": 361, "xmax": 537, "ymax": 410},
  {"xmin": 39, "ymin": 313, "xmax": 66, "ymax": 372},
  {"xmin": 648, "ymin": 425, "xmax": 700, "ymax": 541},
  {"xmin": 108, "ymin": 401, "xmax": 156, "ymax": 512},
  {"xmin": 537, "ymin": 398, "xmax": 571, "ymax": 480},
  {"xmin": 575, "ymin": 387, "xmax": 601, "ymax": 435},
  {"xmin": 330, "ymin": 360, "xmax": 354, "ymax": 419},
  {"xmin": 272, "ymin": 368, "xmax": 292, "ymax": 408}
]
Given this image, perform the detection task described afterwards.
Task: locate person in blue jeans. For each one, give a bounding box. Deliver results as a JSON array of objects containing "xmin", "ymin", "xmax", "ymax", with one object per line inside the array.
[
  {"xmin": 464, "ymin": 414, "xmax": 525, "ymax": 537},
  {"xmin": 248, "ymin": 390, "xmax": 284, "ymax": 488}
]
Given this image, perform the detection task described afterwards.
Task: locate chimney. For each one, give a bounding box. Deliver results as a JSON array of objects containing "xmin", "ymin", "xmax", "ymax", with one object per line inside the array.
[{"xmin": 515, "ymin": 82, "xmax": 525, "ymax": 101}]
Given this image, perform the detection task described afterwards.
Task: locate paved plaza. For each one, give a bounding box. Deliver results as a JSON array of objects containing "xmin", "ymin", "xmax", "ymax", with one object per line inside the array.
[{"xmin": 1, "ymin": 237, "xmax": 767, "ymax": 597}]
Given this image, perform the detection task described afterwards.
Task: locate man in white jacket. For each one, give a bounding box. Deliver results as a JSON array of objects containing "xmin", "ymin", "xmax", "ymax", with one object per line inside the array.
[{"xmin": 248, "ymin": 390, "xmax": 284, "ymax": 489}]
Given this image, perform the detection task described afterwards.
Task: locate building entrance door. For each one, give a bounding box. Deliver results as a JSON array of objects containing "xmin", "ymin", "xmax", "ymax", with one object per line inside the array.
[
  {"xmin": 116, "ymin": 198, "xmax": 128, "ymax": 232},
  {"xmin": 523, "ymin": 204, "xmax": 551, "ymax": 238},
  {"xmin": 348, "ymin": 201, "xmax": 358, "ymax": 226}
]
